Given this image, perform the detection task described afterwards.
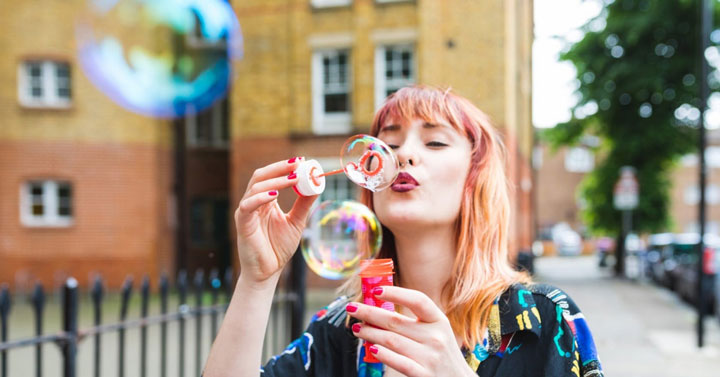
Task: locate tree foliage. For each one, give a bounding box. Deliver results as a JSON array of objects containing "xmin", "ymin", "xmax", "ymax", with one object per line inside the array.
[{"xmin": 543, "ymin": 0, "xmax": 720, "ymax": 235}]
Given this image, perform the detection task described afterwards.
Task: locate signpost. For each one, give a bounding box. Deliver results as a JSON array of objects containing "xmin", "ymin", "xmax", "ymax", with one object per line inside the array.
[{"xmin": 614, "ymin": 166, "xmax": 639, "ymax": 278}]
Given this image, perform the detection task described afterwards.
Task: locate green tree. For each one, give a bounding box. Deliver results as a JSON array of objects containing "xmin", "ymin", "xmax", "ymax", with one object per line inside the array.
[{"xmin": 545, "ymin": 0, "xmax": 719, "ymax": 239}]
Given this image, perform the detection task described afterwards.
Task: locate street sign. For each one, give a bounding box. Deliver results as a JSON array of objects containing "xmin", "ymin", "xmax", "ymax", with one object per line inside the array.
[{"xmin": 614, "ymin": 166, "xmax": 639, "ymax": 210}]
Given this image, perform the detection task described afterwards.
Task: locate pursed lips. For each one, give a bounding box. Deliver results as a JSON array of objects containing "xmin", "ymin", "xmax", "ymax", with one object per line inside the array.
[{"xmin": 391, "ymin": 172, "xmax": 419, "ymax": 192}]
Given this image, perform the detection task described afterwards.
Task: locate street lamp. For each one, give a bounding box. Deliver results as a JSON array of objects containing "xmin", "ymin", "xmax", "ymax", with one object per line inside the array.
[{"xmin": 696, "ymin": 0, "xmax": 712, "ymax": 349}]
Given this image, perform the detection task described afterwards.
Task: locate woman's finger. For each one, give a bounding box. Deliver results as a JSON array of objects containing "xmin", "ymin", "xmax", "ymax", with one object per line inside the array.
[
  {"xmin": 360, "ymin": 343, "xmax": 426, "ymax": 377},
  {"xmin": 245, "ymin": 173, "xmax": 300, "ymax": 197},
  {"xmin": 245, "ymin": 157, "xmax": 303, "ymax": 193},
  {"xmin": 236, "ymin": 190, "xmax": 279, "ymax": 220},
  {"xmin": 287, "ymin": 194, "xmax": 320, "ymax": 229},
  {"xmin": 370, "ymin": 286, "xmax": 445, "ymax": 323},
  {"xmin": 346, "ymin": 303, "xmax": 423, "ymax": 342},
  {"xmin": 352, "ymin": 322, "xmax": 423, "ymax": 358}
]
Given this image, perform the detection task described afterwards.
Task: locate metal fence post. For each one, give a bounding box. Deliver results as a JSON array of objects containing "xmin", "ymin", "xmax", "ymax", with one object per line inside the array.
[
  {"xmin": 193, "ymin": 270, "xmax": 204, "ymax": 377},
  {"xmin": 0, "ymin": 284, "xmax": 11, "ymax": 377},
  {"xmin": 32, "ymin": 283, "xmax": 45, "ymax": 377},
  {"xmin": 118, "ymin": 277, "xmax": 133, "ymax": 377},
  {"xmin": 91, "ymin": 277, "xmax": 103, "ymax": 377},
  {"xmin": 159, "ymin": 275, "xmax": 169, "ymax": 377},
  {"xmin": 140, "ymin": 276, "xmax": 150, "ymax": 377},
  {"xmin": 289, "ymin": 249, "xmax": 306, "ymax": 341},
  {"xmin": 178, "ymin": 270, "xmax": 188, "ymax": 377},
  {"xmin": 62, "ymin": 278, "xmax": 79, "ymax": 377}
]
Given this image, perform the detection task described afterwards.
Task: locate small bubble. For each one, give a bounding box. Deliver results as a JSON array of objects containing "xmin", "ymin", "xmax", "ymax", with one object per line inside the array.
[
  {"xmin": 639, "ymin": 103, "xmax": 653, "ymax": 118},
  {"xmin": 619, "ymin": 93, "xmax": 632, "ymax": 105},
  {"xmin": 683, "ymin": 74, "xmax": 696, "ymax": 86}
]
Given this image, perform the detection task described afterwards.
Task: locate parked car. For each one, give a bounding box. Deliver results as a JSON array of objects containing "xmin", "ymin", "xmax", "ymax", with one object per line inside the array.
[
  {"xmin": 624, "ymin": 233, "xmax": 647, "ymax": 280},
  {"xmin": 645, "ymin": 233, "xmax": 674, "ymax": 288},
  {"xmin": 671, "ymin": 233, "xmax": 718, "ymax": 314},
  {"xmin": 551, "ymin": 222, "xmax": 582, "ymax": 256}
]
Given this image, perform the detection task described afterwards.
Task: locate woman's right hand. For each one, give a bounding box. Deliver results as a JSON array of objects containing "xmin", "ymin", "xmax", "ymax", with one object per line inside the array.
[{"xmin": 234, "ymin": 157, "xmax": 318, "ymax": 284}]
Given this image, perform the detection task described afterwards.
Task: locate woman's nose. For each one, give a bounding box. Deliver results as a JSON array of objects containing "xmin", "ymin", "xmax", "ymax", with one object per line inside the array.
[{"xmin": 394, "ymin": 144, "xmax": 417, "ymax": 168}]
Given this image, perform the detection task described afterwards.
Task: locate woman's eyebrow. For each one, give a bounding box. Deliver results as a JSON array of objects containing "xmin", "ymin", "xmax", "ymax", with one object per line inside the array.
[{"xmin": 379, "ymin": 124, "xmax": 401, "ymax": 133}]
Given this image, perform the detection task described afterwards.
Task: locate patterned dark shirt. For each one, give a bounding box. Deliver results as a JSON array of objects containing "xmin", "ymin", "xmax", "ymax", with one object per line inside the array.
[{"xmin": 260, "ymin": 284, "xmax": 604, "ymax": 377}]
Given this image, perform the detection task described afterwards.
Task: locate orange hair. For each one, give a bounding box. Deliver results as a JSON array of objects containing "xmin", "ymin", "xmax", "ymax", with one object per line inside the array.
[{"xmin": 342, "ymin": 85, "xmax": 530, "ymax": 347}]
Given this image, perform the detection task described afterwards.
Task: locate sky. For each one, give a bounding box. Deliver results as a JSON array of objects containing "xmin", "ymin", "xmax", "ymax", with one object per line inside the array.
[{"xmin": 533, "ymin": 0, "xmax": 604, "ymax": 128}]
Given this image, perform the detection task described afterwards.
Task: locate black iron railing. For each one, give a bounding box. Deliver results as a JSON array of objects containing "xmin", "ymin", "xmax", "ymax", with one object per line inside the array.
[{"xmin": 0, "ymin": 266, "xmax": 302, "ymax": 377}]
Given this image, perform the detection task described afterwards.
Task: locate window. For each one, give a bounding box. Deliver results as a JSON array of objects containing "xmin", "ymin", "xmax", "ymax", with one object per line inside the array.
[
  {"xmin": 320, "ymin": 173, "xmax": 358, "ymax": 202},
  {"xmin": 375, "ymin": 45, "xmax": 415, "ymax": 110},
  {"xmin": 20, "ymin": 180, "xmax": 74, "ymax": 227},
  {"xmin": 186, "ymin": 99, "xmax": 229, "ymax": 148},
  {"xmin": 564, "ymin": 147, "xmax": 594, "ymax": 173},
  {"xmin": 313, "ymin": 158, "xmax": 357, "ymax": 202},
  {"xmin": 312, "ymin": 49, "xmax": 352, "ymax": 134},
  {"xmin": 310, "ymin": 0, "xmax": 352, "ymax": 8},
  {"xmin": 683, "ymin": 184, "xmax": 720, "ymax": 205},
  {"xmin": 18, "ymin": 61, "xmax": 72, "ymax": 108},
  {"xmin": 190, "ymin": 197, "xmax": 229, "ymax": 247}
]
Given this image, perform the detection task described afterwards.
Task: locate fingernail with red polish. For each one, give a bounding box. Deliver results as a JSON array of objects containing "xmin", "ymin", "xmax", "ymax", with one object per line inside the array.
[
  {"xmin": 372, "ymin": 287, "xmax": 383, "ymax": 296},
  {"xmin": 352, "ymin": 323, "xmax": 361, "ymax": 333},
  {"xmin": 346, "ymin": 303, "xmax": 358, "ymax": 313},
  {"xmin": 269, "ymin": 190, "xmax": 278, "ymax": 196},
  {"xmin": 287, "ymin": 173, "xmax": 297, "ymax": 180},
  {"xmin": 369, "ymin": 345, "xmax": 378, "ymax": 354},
  {"xmin": 288, "ymin": 157, "xmax": 299, "ymax": 163}
]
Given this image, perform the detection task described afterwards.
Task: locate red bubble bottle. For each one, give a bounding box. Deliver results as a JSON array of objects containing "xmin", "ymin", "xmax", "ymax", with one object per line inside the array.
[{"xmin": 359, "ymin": 258, "xmax": 395, "ymax": 363}]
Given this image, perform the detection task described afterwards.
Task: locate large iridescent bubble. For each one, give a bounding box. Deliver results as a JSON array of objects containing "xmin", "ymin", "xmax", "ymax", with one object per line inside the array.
[
  {"xmin": 340, "ymin": 135, "xmax": 399, "ymax": 192},
  {"xmin": 76, "ymin": 0, "xmax": 243, "ymax": 118},
  {"xmin": 301, "ymin": 201, "xmax": 382, "ymax": 280}
]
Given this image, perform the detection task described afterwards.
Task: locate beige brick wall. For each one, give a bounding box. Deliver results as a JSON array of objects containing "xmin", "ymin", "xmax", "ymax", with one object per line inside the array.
[
  {"xmin": 0, "ymin": 0, "xmax": 176, "ymax": 289},
  {"xmin": 229, "ymin": 0, "xmax": 536, "ymax": 273}
]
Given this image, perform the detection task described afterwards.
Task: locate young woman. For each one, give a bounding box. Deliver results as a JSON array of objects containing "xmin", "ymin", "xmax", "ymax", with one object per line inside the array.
[{"xmin": 204, "ymin": 86, "xmax": 603, "ymax": 377}]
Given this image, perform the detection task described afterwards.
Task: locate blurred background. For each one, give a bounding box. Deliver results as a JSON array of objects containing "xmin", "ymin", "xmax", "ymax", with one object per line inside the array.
[{"xmin": 1, "ymin": 0, "xmax": 720, "ymax": 376}]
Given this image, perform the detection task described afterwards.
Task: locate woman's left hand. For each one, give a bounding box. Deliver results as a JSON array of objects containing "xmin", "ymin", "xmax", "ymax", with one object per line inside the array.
[{"xmin": 346, "ymin": 286, "xmax": 476, "ymax": 377}]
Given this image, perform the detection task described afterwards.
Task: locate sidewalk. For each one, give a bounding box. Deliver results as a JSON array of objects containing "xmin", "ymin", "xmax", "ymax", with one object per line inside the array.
[{"xmin": 535, "ymin": 256, "xmax": 720, "ymax": 377}]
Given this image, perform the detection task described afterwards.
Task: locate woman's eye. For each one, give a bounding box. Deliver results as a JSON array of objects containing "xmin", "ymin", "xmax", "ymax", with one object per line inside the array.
[
  {"xmin": 426, "ymin": 141, "xmax": 448, "ymax": 147},
  {"xmin": 388, "ymin": 144, "xmax": 399, "ymax": 149}
]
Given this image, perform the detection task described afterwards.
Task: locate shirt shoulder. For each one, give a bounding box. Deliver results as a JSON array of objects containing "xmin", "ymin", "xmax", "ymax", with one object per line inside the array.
[
  {"xmin": 526, "ymin": 283, "xmax": 604, "ymax": 376},
  {"xmin": 261, "ymin": 296, "xmax": 357, "ymax": 377}
]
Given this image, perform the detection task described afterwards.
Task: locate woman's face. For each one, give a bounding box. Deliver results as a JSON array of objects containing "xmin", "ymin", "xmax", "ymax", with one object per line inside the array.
[{"xmin": 373, "ymin": 116, "xmax": 473, "ymax": 232}]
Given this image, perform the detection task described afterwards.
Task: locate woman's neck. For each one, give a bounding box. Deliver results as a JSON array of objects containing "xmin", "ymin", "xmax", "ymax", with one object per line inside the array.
[{"xmin": 391, "ymin": 224, "xmax": 457, "ymax": 311}]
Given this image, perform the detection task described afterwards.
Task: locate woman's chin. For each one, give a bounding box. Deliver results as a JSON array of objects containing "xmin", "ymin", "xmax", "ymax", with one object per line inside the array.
[{"xmin": 377, "ymin": 209, "xmax": 431, "ymax": 230}]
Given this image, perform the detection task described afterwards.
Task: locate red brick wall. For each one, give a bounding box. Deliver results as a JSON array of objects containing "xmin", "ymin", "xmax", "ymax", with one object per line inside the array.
[{"xmin": 0, "ymin": 140, "xmax": 174, "ymax": 290}]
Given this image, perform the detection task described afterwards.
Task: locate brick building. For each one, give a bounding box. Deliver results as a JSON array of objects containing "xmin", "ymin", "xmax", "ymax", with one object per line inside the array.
[
  {"xmin": 0, "ymin": 0, "xmax": 232, "ymax": 290},
  {"xmin": 0, "ymin": 0, "xmax": 536, "ymax": 290},
  {"xmin": 230, "ymin": 0, "xmax": 536, "ymax": 287},
  {"xmin": 536, "ymin": 130, "xmax": 720, "ymax": 247}
]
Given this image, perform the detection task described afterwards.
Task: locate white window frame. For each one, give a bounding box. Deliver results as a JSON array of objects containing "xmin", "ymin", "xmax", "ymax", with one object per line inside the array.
[
  {"xmin": 18, "ymin": 61, "xmax": 72, "ymax": 108},
  {"xmin": 186, "ymin": 100, "xmax": 229, "ymax": 149},
  {"xmin": 311, "ymin": 0, "xmax": 352, "ymax": 8},
  {"xmin": 312, "ymin": 49, "xmax": 352, "ymax": 135},
  {"xmin": 375, "ymin": 0, "xmax": 414, "ymax": 4},
  {"xmin": 564, "ymin": 147, "xmax": 594, "ymax": 173},
  {"xmin": 20, "ymin": 180, "xmax": 74, "ymax": 227},
  {"xmin": 314, "ymin": 157, "xmax": 358, "ymax": 202},
  {"xmin": 374, "ymin": 44, "xmax": 415, "ymax": 110}
]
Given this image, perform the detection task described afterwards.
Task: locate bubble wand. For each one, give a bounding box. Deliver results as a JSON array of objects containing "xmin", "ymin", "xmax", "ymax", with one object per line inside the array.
[{"xmin": 292, "ymin": 135, "xmax": 396, "ymax": 196}]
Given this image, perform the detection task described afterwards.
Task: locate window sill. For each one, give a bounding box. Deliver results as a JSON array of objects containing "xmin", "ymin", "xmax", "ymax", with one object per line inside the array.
[
  {"xmin": 311, "ymin": 0, "xmax": 352, "ymax": 9},
  {"xmin": 19, "ymin": 101, "xmax": 73, "ymax": 111},
  {"xmin": 21, "ymin": 220, "xmax": 74, "ymax": 228},
  {"xmin": 375, "ymin": 0, "xmax": 414, "ymax": 4}
]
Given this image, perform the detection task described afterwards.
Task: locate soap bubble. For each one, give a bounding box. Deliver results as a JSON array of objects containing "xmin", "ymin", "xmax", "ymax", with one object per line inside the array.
[
  {"xmin": 340, "ymin": 135, "xmax": 399, "ymax": 192},
  {"xmin": 301, "ymin": 200, "xmax": 382, "ymax": 280},
  {"xmin": 76, "ymin": 0, "xmax": 243, "ymax": 118}
]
